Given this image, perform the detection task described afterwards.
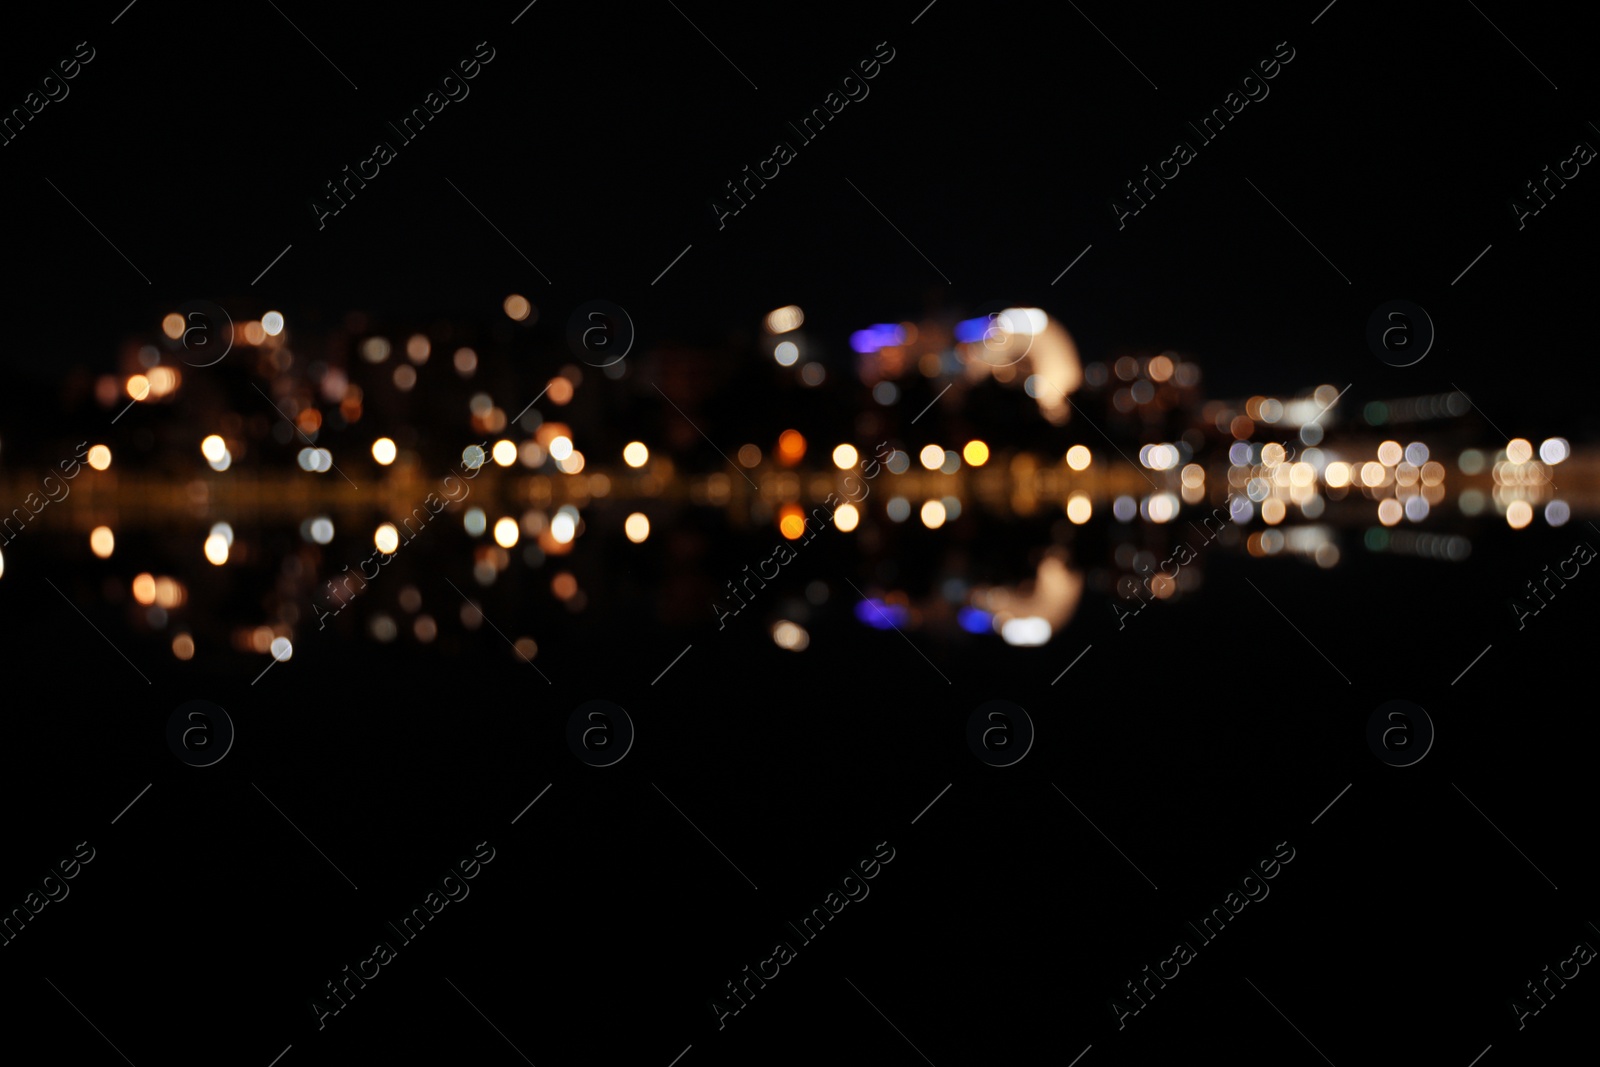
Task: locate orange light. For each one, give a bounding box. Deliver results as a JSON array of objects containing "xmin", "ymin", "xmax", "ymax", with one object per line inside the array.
[
  {"xmin": 778, "ymin": 503, "xmax": 806, "ymax": 539},
  {"xmin": 777, "ymin": 429, "xmax": 806, "ymax": 466}
]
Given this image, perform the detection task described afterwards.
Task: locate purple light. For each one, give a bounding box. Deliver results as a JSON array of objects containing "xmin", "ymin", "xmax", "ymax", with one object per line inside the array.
[
  {"xmin": 849, "ymin": 323, "xmax": 907, "ymax": 354},
  {"xmin": 854, "ymin": 598, "xmax": 908, "ymax": 630}
]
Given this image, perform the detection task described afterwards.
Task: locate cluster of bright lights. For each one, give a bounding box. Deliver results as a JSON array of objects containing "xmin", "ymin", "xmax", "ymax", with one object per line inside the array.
[
  {"xmin": 1139, "ymin": 443, "xmax": 1181, "ymax": 470},
  {"xmin": 200, "ymin": 435, "xmax": 232, "ymax": 471}
]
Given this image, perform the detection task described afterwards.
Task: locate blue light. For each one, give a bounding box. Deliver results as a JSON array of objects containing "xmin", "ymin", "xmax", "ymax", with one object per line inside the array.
[
  {"xmin": 854, "ymin": 598, "xmax": 908, "ymax": 630},
  {"xmin": 954, "ymin": 316, "xmax": 990, "ymax": 343},
  {"xmin": 849, "ymin": 323, "xmax": 907, "ymax": 354},
  {"xmin": 958, "ymin": 607, "xmax": 992, "ymax": 634}
]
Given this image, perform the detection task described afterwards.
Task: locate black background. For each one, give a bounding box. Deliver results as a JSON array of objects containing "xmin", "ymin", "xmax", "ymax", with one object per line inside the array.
[{"xmin": 1, "ymin": 2, "xmax": 1596, "ymax": 1065}]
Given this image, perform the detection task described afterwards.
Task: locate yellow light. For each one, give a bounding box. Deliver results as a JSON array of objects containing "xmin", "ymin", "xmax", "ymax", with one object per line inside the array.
[
  {"xmin": 161, "ymin": 313, "xmax": 184, "ymax": 339},
  {"xmin": 172, "ymin": 633, "xmax": 195, "ymax": 660},
  {"xmin": 1507, "ymin": 500, "xmax": 1533, "ymax": 529},
  {"xmin": 1506, "ymin": 438, "xmax": 1533, "ymax": 465},
  {"xmin": 557, "ymin": 449, "xmax": 585, "ymax": 474},
  {"xmin": 918, "ymin": 444, "xmax": 944, "ymax": 470},
  {"xmin": 87, "ymin": 445, "xmax": 112, "ymax": 471},
  {"xmin": 920, "ymin": 500, "xmax": 947, "ymax": 528},
  {"xmin": 1325, "ymin": 462, "xmax": 1350, "ymax": 488},
  {"xmin": 549, "ymin": 435, "xmax": 573, "ymax": 461},
  {"xmin": 1066, "ymin": 445, "xmax": 1091, "ymax": 471},
  {"xmin": 126, "ymin": 375, "xmax": 150, "ymax": 401},
  {"xmin": 835, "ymin": 503, "xmax": 860, "ymax": 532},
  {"xmin": 492, "ymin": 440, "xmax": 517, "ymax": 467},
  {"xmin": 1262, "ymin": 443, "xmax": 1286, "ymax": 467},
  {"xmin": 374, "ymin": 523, "xmax": 400, "ymax": 554},
  {"xmin": 779, "ymin": 504, "xmax": 806, "ymax": 539},
  {"xmin": 1361, "ymin": 461, "xmax": 1386, "ymax": 487},
  {"xmin": 1180, "ymin": 463, "xmax": 1205, "ymax": 488},
  {"xmin": 1066, "ymin": 493, "xmax": 1092, "ymax": 524},
  {"xmin": 201, "ymin": 435, "xmax": 227, "ymax": 463},
  {"xmin": 963, "ymin": 440, "xmax": 990, "ymax": 466},
  {"xmin": 1262, "ymin": 498, "xmax": 1287, "ymax": 524},
  {"xmin": 493, "ymin": 517, "xmax": 520, "ymax": 548},
  {"xmin": 1289, "ymin": 462, "xmax": 1315, "ymax": 487},
  {"xmin": 623, "ymin": 441, "xmax": 649, "ymax": 467},
  {"xmin": 371, "ymin": 437, "xmax": 397, "ymax": 465},
  {"xmin": 146, "ymin": 366, "xmax": 178, "ymax": 397},
  {"xmin": 765, "ymin": 305, "xmax": 804, "ymax": 333},
  {"xmin": 832, "ymin": 444, "xmax": 859, "ymax": 470},
  {"xmin": 503, "ymin": 294, "xmax": 532, "ymax": 321},
  {"xmin": 132, "ymin": 573, "xmax": 156, "ymax": 604},
  {"xmin": 1378, "ymin": 499, "xmax": 1403, "ymax": 526},
  {"xmin": 203, "ymin": 533, "xmax": 229, "ymax": 565},
  {"xmin": 262, "ymin": 311, "xmax": 285, "ymax": 336},
  {"xmin": 1377, "ymin": 440, "xmax": 1403, "ymax": 466},
  {"xmin": 89, "ymin": 526, "xmax": 115, "ymax": 558},
  {"xmin": 155, "ymin": 577, "xmax": 184, "ymax": 608},
  {"xmin": 624, "ymin": 512, "xmax": 650, "ymax": 542}
]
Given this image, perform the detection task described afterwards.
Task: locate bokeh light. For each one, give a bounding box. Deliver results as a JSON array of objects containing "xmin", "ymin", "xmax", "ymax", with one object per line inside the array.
[{"xmin": 89, "ymin": 526, "xmax": 115, "ymax": 558}]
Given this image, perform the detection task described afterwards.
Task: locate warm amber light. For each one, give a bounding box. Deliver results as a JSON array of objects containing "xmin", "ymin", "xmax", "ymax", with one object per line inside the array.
[
  {"xmin": 371, "ymin": 437, "xmax": 397, "ymax": 465},
  {"xmin": 777, "ymin": 430, "xmax": 806, "ymax": 465},
  {"xmin": 375, "ymin": 523, "xmax": 400, "ymax": 554},
  {"xmin": 624, "ymin": 512, "xmax": 650, "ymax": 542},
  {"xmin": 493, "ymin": 517, "xmax": 520, "ymax": 548},
  {"xmin": 492, "ymin": 440, "xmax": 517, "ymax": 467},
  {"xmin": 203, "ymin": 533, "xmax": 229, "ymax": 565},
  {"xmin": 201, "ymin": 435, "xmax": 227, "ymax": 463},
  {"xmin": 89, "ymin": 526, "xmax": 115, "ymax": 558},
  {"xmin": 832, "ymin": 444, "xmax": 859, "ymax": 470},
  {"xmin": 779, "ymin": 504, "xmax": 806, "ymax": 539},
  {"xmin": 623, "ymin": 441, "xmax": 649, "ymax": 467},
  {"xmin": 87, "ymin": 445, "xmax": 112, "ymax": 471},
  {"xmin": 963, "ymin": 440, "xmax": 990, "ymax": 466},
  {"xmin": 920, "ymin": 500, "xmax": 947, "ymax": 528},
  {"xmin": 835, "ymin": 503, "xmax": 860, "ymax": 532},
  {"xmin": 504, "ymin": 294, "xmax": 532, "ymax": 321},
  {"xmin": 1065, "ymin": 445, "xmax": 1091, "ymax": 471}
]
